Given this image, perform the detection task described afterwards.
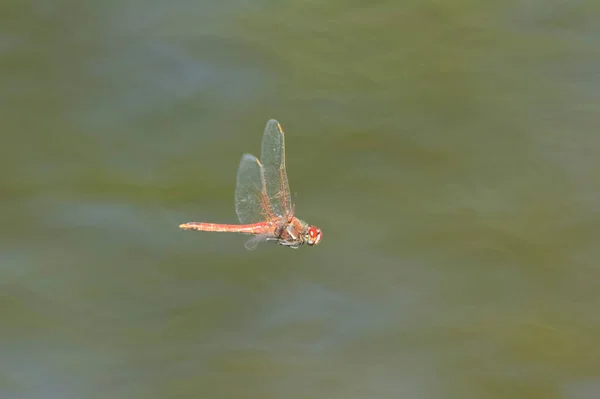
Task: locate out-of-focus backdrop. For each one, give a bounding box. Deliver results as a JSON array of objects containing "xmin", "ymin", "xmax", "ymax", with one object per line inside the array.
[{"xmin": 2, "ymin": 1, "xmax": 600, "ymax": 398}]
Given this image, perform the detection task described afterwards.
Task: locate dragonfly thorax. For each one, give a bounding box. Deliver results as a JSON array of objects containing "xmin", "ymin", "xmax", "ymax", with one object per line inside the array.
[{"xmin": 271, "ymin": 217, "xmax": 322, "ymax": 248}]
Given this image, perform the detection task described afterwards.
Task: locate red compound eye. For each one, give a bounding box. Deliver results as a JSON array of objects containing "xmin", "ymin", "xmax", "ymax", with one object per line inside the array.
[{"xmin": 306, "ymin": 226, "xmax": 322, "ymax": 246}]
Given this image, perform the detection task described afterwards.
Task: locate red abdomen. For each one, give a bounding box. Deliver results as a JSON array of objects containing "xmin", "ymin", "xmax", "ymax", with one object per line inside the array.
[{"xmin": 179, "ymin": 222, "xmax": 272, "ymax": 235}]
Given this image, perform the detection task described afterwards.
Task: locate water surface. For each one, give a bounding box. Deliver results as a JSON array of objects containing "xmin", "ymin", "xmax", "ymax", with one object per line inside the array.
[{"xmin": 2, "ymin": 1, "xmax": 600, "ymax": 398}]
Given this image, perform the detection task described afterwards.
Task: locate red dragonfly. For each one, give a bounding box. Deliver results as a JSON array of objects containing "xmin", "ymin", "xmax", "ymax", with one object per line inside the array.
[{"xmin": 180, "ymin": 119, "xmax": 322, "ymax": 250}]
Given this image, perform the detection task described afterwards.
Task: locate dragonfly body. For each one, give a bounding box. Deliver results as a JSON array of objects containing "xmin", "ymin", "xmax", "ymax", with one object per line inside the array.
[
  {"xmin": 179, "ymin": 221, "xmax": 275, "ymax": 235},
  {"xmin": 180, "ymin": 119, "xmax": 322, "ymax": 250}
]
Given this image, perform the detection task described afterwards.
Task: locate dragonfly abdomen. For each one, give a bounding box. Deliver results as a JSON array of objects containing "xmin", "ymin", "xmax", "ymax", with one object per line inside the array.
[{"xmin": 179, "ymin": 222, "xmax": 272, "ymax": 235}]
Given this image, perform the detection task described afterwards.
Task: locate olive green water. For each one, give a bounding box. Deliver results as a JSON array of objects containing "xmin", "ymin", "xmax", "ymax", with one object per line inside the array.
[{"xmin": 2, "ymin": 1, "xmax": 600, "ymax": 398}]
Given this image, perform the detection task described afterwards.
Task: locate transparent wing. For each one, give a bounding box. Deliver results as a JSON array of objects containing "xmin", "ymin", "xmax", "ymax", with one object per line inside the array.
[
  {"xmin": 244, "ymin": 236, "xmax": 261, "ymax": 250},
  {"xmin": 235, "ymin": 154, "xmax": 272, "ymax": 224},
  {"xmin": 260, "ymin": 119, "xmax": 292, "ymax": 218},
  {"xmin": 244, "ymin": 234, "xmax": 269, "ymax": 250}
]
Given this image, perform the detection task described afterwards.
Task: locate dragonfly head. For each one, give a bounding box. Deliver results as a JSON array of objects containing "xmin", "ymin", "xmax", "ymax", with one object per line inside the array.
[{"xmin": 305, "ymin": 225, "xmax": 322, "ymax": 246}]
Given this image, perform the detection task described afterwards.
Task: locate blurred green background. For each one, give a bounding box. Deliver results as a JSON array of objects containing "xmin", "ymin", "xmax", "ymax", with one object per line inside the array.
[{"xmin": 2, "ymin": 1, "xmax": 600, "ymax": 398}]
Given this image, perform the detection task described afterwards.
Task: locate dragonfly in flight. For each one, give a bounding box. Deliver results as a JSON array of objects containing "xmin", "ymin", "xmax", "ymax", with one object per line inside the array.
[{"xmin": 180, "ymin": 119, "xmax": 322, "ymax": 250}]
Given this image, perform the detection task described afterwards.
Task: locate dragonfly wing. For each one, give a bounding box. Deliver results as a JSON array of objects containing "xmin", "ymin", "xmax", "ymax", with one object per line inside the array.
[
  {"xmin": 235, "ymin": 154, "xmax": 272, "ymax": 224},
  {"xmin": 260, "ymin": 119, "xmax": 292, "ymax": 218},
  {"xmin": 244, "ymin": 236, "xmax": 260, "ymax": 250},
  {"xmin": 243, "ymin": 234, "xmax": 270, "ymax": 250}
]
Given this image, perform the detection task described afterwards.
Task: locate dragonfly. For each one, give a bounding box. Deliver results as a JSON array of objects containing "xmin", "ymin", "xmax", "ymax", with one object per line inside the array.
[{"xmin": 180, "ymin": 119, "xmax": 322, "ymax": 250}]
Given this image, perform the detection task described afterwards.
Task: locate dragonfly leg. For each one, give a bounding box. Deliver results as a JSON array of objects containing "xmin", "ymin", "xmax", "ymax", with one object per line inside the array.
[
  {"xmin": 277, "ymin": 240, "xmax": 300, "ymax": 249},
  {"xmin": 267, "ymin": 237, "xmax": 289, "ymax": 247}
]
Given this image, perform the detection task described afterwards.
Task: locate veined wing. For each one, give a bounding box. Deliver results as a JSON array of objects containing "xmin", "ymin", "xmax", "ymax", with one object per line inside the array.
[
  {"xmin": 235, "ymin": 154, "xmax": 273, "ymax": 224},
  {"xmin": 260, "ymin": 119, "xmax": 292, "ymax": 218}
]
